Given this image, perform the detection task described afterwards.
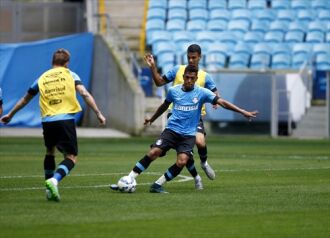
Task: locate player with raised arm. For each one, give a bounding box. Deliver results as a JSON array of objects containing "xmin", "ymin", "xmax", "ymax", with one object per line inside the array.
[
  {"xmin": 144, "ymin": 44, "xmax": 219, "ymax": 189},
  {"xmin": 111, "ymin": 65, "xmax": 258, "ymax": 193}
]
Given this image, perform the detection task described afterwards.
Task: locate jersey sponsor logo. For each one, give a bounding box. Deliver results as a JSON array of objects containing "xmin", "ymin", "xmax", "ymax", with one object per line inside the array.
[
  {"xmin": 174, "ymin": 104, "xmax": 198, "ymax": 111},
  {"xmin": 49, "ymin": 99, "xmax": 62, "ymax": 105}
]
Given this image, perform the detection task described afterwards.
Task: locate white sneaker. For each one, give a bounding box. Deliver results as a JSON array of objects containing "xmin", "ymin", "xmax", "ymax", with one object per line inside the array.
[
  {"xmin": 194, "ymin": 175, "xmax": 203, "ymax": 190},
  {"xmin": 201, "ymin": 162, "xmax": 215, "ymax": 180}
]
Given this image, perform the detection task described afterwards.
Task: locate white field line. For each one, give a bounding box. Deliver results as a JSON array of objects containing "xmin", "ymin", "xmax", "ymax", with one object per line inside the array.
[{"xmin": 0, "ymin": 167, "xmax": 329, "ymax": 192}]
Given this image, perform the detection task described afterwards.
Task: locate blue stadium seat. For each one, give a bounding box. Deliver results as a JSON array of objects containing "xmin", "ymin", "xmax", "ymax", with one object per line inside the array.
[
  {"xmin": 149, "ymin": 0, "xmax": 167, "ymax": 9},
  {"xmin": 264, "ymin": 31, "xmax": 284, "ymax": 43},
  {"xmin": 147, "ymin": 8, "xmax": 166, "ymax": 21},
  {"xmin": 168, "ymin": 0, "xmax": 187, "ymax": 10},
  {"xmin": 319, "ymin": 10, "xmax": 330, "ymax": 22},
  {"xmin": 167, "ymin": 8, "xmax": 188, "ymax": 21},
  {"xmin": 166, "ymin": 19, "xmax": 186, "ymax": 32},
  {"xmin": 172, "ymin": 31, "xmax": 194, "ymax": 51},
  {"xmin": 188, "ymin": 0, "xmax": 207, "ymax": 10},
  {"xmin": 269, "ymin": 20, "xmax": 289, "ymax": 34},
  {"xmin": 227, "ymin": 0, "xmax": 247, "ymax": 10},
  {"xmin": 253, "ymin": 43, "xmax": 273, "ymax": 55},
  {"xmin": 271, "ymin": 0, "xmax": 290, "ymax": 10},
  {"xmin": 291, "ymin": 0, "xmax": 311, "ymax": 10},
  {"xmin": 234, "ymin": 42, "xmax": 253, "ymax": 55},
  {"xmin": 327, "ymin": 32, "xmax": 330, "ymax": 43},
  {"xmin": 186, "ymin": 19, "xmax": 207, "ymax": 32},
  {"xmin": 316, "ymin": 54, "xmax": 330, "ymax": 70},
  {"xmin": 288, "ymin": 21, "xmax": 307, "ymax": 34},
  {"xmin": 285, "ymin": 31, "xmax": 305, "ymax": 43},
  {"xmin": 247, "ymin": 0, "xmax": 267, "ymax": 10},
  {"xmin": 297, "ymin": 10, "xmax": 317, "ymax": 25},
  {"xmin": 292, "ymin": 43, "xmax": 313, "ymax": 58},
  {"xmin": 271, "ymin": 53, "xmax": 291, "ymax": 69},
  {"xmin": 232, "ymin": 9, "xmax": 252, "ymax": 23},
  {"xmin": 305, "ymin": 31, "xmax": 325, "ymax": 43},
  {"xmin": 152, "ymin": 41, "xmax": 176, "ymax": 56},
  {"xmin": 209, "ymin": 9, "xmax": 231, "ymax": 21},
  {"xmin": 272, "ymin": 43, "xmax": 291, "ymax": 56},
  {"xmin": 146, "ymin": 19, "xmax": 165, "ymax": 41},
  {"xmin": 207, "ymin": 42, "xmax": 229, "ymax": 56},
  {"xmin": 313, "ymin": 43, "xmax": 330, "ymax": 56},
  {"xmin": 312, "ymin": 0, "xmax": 330, "ymax": 10},
  {"xmin": 208, "ymin": 0, "xmax": 227, "ymax": 10},
  {"xmin": 196, "ymin": 31, "xmax": 216, "ymax": 45},
  {"xmin": 229, "ymin": 53, "xmax": 250, "ymax": 69},
  {"xmin": 250, "ymin": 54, "xmax": 271, "ymax": 69},
  {"xmin": 207, "ymin": 19, "xmax": 227, "ymax": 32},
  {"xmin": 308, "ymin": 21, "xmax": 326, "ymax": 33},
  {"xmin": 291, "ymin": 53, "xmax": 309, "ymax": 69},
  {"xmin": 205, "ymin": 53, "xmax": 227, "ymax": 68},
  {"xmin": 189, "ymin": 9, "xmax": 209, "ymax": 21},
  {"xmin": 251, "ymin": 20, "xmax": 270, "ymax": 34},
  {"xmin": 148, "ymin": 30, "xmax": 172, "ymax": 46},
  {"xmin": 228, "ymin": 20, "xmax": 250, "ymax": 39},
  {"xmin": 255, "ymin": 9, "xmax": 277, "ymax": 24},
  {"xmin": 277, "ymin": 10, "xmax": 296, "ymax": 24},
  {"xmin": 157, "ymin": 52, "xmax": 175, "ymax": 66},
  {"xmin": 244, "ymin": 32, "xmax": 265, "ymax": 45}
]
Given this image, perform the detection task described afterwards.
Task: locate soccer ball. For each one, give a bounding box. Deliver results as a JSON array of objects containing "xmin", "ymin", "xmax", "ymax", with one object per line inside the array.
[{"xmin": 117, "ymin": 176, "xmax": 137, "ymax": 193}]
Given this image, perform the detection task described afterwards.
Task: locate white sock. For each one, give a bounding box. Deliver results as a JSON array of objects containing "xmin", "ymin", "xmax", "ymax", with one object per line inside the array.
[
  {"xmin": 50, "ymin": 177, "xmax": 58, "ymax": 186},
  {"xmin": 201, "ymin": 161, "xmax": 208, "ymax": 167},
  {"xmin": 194, "ymin": 174, "xmax": 201, "ymax": 181},
  {"xmin": 155, "ymin": 175, "xmax": 167, "ymax": 186},
  {"xmin": 128, "ymin": 171, "xmax": 139, "ymax": 179}
]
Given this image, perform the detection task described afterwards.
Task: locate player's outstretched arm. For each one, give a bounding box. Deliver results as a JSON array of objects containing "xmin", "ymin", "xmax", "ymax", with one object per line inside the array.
[
  {"xmin": 0, "ymin": 93, "xmax": 34, "ymax": 124},
  {"xmin": 216, "ymin": 98, "xmax": 258, "ymax": 120},
  {"xmin": 144, "ymin": 53, "xmax": 167, "ymax": 87},
  {"xmin": 76, "ymin": 84, "xmax": 106, "ymax": 126},
  {"xmin": 144, "ymin": 100, "xmax": 171, "ymax": 125}
]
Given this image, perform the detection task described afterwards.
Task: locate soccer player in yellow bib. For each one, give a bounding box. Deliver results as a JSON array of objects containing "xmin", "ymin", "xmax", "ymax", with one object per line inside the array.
[
  {"xmin": 0, "ymin": 49, "xmax": 106, "ymax": 201},
  {"xmin": 144, "ymin": 44, "xmax": 220, "ymax": 189}
]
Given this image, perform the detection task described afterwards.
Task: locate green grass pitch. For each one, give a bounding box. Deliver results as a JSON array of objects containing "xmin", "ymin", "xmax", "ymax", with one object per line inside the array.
[{"xmin": 0, "ymin": 136, "xmax": 329, "ymax": 238}]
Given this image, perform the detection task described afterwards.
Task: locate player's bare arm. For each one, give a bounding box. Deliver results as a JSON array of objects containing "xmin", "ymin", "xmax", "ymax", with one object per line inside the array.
[
  {"xmin": 217, "ymin": 98, "xmax": 258, "ymax": 120},
  {"xmin": 144, "ymin": 100, "xmax": 171, "ymax": 125},
  {"xmin": 144, "ymin": 53, "xmax": 167, "ymax": 87},
  {"xmin": 76, "ymin": 84, "xmax": 106, "ymax": 126},
  {"xmin": 0, "ymin": 93, "xmax": 34, "ymax": 124}
]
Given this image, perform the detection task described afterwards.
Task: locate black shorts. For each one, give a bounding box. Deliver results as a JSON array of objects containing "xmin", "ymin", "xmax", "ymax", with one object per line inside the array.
[
  {"xmin": 151, "ymin": 128, "xmax": 195, "ymax": 157},
  {"xmin": 42, "ymin": 119, "xmax": 78, "ymax": 156},
  {"xmin": 168, "ymin": 113, "xmax": 206, "ymax": 135}
]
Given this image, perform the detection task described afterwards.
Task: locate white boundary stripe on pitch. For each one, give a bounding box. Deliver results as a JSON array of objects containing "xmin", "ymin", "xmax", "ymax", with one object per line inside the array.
[
  {"xmin": 1, "ymin": 167, "xmax": 330, "ymax": 192},
  {"xmin": 1, "ymin": 167, "xmax": 330, "ymax": 180}
]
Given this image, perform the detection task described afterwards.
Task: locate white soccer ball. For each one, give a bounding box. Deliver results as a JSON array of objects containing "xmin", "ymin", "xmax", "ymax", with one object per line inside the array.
[{"xmin": 117, "ymin": 176, "xmax": 137, "ymax": 193}]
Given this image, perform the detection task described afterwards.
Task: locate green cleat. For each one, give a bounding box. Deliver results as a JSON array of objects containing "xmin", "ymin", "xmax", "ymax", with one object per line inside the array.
[
  {"xmin": 149, "ymin": 183, "xmax": 168, "ymax": 193},
  {"xmin": 45, "ymin": 179, "xmax": 60, "ymax": 202}
]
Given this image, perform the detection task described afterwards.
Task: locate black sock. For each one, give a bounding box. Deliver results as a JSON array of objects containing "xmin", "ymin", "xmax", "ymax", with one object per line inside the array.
[
  {"xmin": 164, "ymin": 163, "xmax": 183, "ymax": 181},
  {"xmin": 198, "ymin": 146, "xmax": 208, "ymax": 163},
  {"xmin": 44, "ymin": 155, "xmax": 55, "ymax": 179},
  {"xmin": 133, "ymin": 155, "xmax": 152, "ymax": 174},
  {"xmin": 186, "ymin": 157, "xmax": 198, "ymax": 177},
  {"xmin": 53, "ymin": 158, "xmax": 75, "ymax": 182}
]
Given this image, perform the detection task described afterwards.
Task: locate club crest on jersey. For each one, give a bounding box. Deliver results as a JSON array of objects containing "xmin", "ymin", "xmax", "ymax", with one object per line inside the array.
[
  {"xmin": 156, "ymin": 139, "xmax": 162, "ymax": 146},
  {"xmin": 192, "ymin": 97, "xmax": 198, "ymax": 103}
]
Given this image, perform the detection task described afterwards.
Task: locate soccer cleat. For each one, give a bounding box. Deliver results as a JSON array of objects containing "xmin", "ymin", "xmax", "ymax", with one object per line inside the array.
[
  {"xmin": 110, "ymin": 184, "xmax": 119, "ymax": 191},
  {"xmin": 149, "ymin": 183, "xmax": 168, "ymax": 193},
  {"xmin": 45, "ymin": 179, "xmax": 60, "ymax": 202},
  {"xmin": 194, "ymin": 176, "xmax": 203, "ymax": 190},
  {"xmin": 201, "ymin": 162, "xmax": 215, "ymax": 180}
]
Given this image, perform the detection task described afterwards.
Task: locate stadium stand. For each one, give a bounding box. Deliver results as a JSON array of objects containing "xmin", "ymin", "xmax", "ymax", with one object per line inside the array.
[{"xmin": 144, "ymin": 0, "xmax": 330, "ymax": 71}]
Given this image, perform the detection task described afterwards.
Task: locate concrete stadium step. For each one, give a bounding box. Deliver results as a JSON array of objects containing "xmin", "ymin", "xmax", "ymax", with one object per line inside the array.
[{"xmin": 292, "ymin": 106, "xmax": 327, "ymax": 138}]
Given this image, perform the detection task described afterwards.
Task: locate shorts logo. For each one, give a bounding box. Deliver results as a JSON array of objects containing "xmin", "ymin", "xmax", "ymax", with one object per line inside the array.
[
  {"xmin": 156, "ymin": 139, "xmax": 163, "ymax": 146},
  {"xmin": 192, "ymin": 97, "xmax": 198, "ymax": 103}
]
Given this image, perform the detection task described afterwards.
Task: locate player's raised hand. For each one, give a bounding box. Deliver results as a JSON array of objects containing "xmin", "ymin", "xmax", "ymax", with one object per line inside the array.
[
  {"xmin": 144, "ymin": 53, "xmax": 155, "ymax": 67},
  {"xmin": 0, "ymin": 114, "xmax": 12, "ymax": 124},
  {"xmin": 144, "ymin": 118, "xmax": 152, "ymax": 126},
  {"xmin": 243, "ymin": 110, "xmax": 259, "ymax": 121}
]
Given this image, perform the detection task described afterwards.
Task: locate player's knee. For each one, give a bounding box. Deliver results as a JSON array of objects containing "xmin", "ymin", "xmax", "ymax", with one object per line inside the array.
[{"xmin": 148, "ymin": 148, "xmax": 163, "ymax": 160}]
